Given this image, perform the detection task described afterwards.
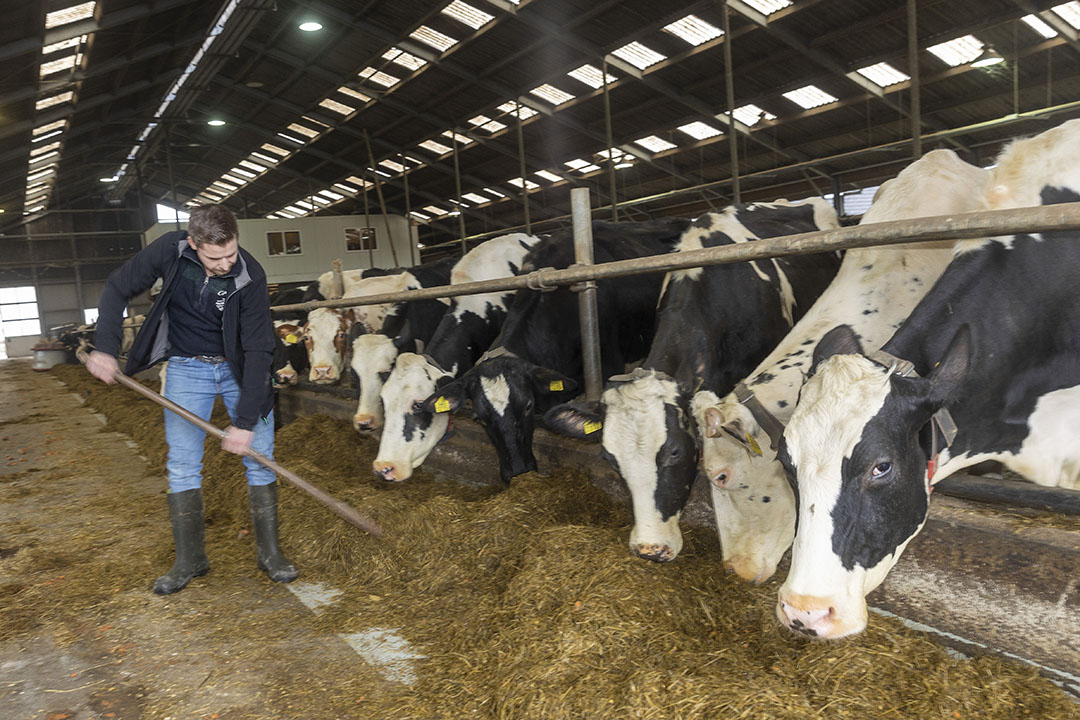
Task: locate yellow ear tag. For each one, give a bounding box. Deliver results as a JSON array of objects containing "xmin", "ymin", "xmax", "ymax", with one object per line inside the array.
[
  {"xmin": 549, "ymin": 380, "xmax": 564, "ymax": 392},
  {"xmin": 583, "ymin": 420, "xmax": 602, "ymax": 435},
  {"xmin": 745, "ymin": 432, "xmax": 763, "ymax": 456},
  {"xmin": 434, "ymin": 397, "xmax": 450, "ymax": 413},
  {"xmin": 285, "ymin": 334, "xmax": 298, "ymax": 344}
]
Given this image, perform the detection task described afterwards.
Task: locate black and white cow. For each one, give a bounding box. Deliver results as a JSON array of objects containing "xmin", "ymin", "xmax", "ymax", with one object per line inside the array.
[
  {"xmin": 373, "ymin": 233, "xmax": 541, "ymax": 481},
  {"xmin": 691, "ymin": 150, "xmax": 988, "ymax": 583},
  {"xmin": 546, "ymin": 199, "xmax": 843, "ymax": 562},
  {"xmin": 777, "ymin": 120, "xmax": 1080, "ymax": 639},
  {"xmin": 430, "ymin": 219, "xmax": 692, "ymax": 485},
  {"xmin": 348, "ymin": 257, "xmax": 456, "ymax": 431},
  {"xmin": 269, "ymin": 285, "xmax": 311, "ymax": 386}
]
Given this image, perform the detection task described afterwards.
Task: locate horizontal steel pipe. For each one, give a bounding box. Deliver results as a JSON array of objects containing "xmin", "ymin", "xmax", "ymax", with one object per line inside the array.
[{"xmin": 272, "ymin": 202, "xmax": 1080, "ymax": 314}]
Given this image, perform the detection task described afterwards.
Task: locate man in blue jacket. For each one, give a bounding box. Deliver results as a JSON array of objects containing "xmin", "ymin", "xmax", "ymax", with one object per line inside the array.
[{"xmin": 87, "ymin": 204, "xmax": 298, "ymax": 594}]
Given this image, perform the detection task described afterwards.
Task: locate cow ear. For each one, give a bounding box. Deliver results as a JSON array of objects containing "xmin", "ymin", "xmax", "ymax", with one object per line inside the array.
[
  {"xmin": 531, "ymin": 367, "xmax": 577, "ymax": 395},
  {"xmin": 393, "ymin": 335, "xmax": 417, "ymax": 353},
  {"xmin": 927, "ymin": 324, "xmax": 971, "ymax": 406},
  {"xmin": 544, "ymin": 401, "xmax": 604, "ymax": 441},
  {"xmin": 423, "ymin": 380, "xmax": 465, "ymax": 415},
  {"xmin": 704, "ymin": 407, "xmax": 728, "ymax": 438},
  {"xmin": 813, "ymin": 324, "xmax": 864, "ymax": 368}
]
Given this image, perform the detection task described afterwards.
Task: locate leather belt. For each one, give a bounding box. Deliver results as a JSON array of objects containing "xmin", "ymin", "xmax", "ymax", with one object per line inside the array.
[{"xmin": 194, "ymin": 354, "xmax": 227, "ymax": 364}]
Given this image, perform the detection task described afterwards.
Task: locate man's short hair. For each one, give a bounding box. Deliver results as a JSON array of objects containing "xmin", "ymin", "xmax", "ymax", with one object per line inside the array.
[{"xmin": 188, "ymin": 204, "xmax": 239, "ymax": 247}]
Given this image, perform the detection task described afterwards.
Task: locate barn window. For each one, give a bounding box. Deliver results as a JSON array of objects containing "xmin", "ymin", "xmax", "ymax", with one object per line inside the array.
[
  {"xmin": 345, "ymin": 227, "xmax": 377, "ymax": 252},
  {"xmin": 0, "ymin": 286, "xmax": 42, "ymax": 338},
  {"xmin": 267, "ymin": 230, "xmax": 303, "ymax": 256}
]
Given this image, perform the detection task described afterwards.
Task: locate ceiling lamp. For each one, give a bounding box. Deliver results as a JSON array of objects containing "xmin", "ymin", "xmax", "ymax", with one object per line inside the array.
[
  {"xmin": 207, "ymin": 119, "xmax": 226, "ymax": 126},
  {"xmin": 971, "ymin": 46, "xmax": 1005, "ymax": 68},
  {"xmin": 299, "ymin": 21, "xmax": 323, "ymax": 32}
]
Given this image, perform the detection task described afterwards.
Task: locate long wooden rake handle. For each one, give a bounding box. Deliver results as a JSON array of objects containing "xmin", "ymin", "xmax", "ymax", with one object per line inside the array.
[{"xmin": 76, "ymin": 350, "xmax": 383, "ymax": 537}]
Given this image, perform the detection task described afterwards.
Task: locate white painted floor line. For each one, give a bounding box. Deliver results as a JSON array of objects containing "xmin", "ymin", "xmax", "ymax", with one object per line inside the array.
[
  {"xmin": 871, "ymin": 606, "xmax": 1080, "ymax": 697},
  {"xmin": 286, "ymin": 581, "xmax": 425, "ymax": 686}
]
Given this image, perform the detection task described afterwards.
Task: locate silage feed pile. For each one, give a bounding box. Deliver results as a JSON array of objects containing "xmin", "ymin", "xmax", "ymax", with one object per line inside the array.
[{"xmin": 41, "ymin": 365, "xmax": 1080, "ymax": 719}]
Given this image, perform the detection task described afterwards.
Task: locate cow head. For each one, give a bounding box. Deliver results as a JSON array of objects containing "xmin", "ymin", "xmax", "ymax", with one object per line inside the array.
[
  {"xmin": 431, "ymin": 354, "xmax": 576, "ymax": 485},
  {"xmin": 546, "ymin": 369, "xmax": 696, "ymax": 563},
  {"xmin": 691, "ymin": 391, "xmax": 795, "ymax": 584},
  {"xmin": 777, "ymin": 324, "xmax": 969, "ymax": 639},
  {"xmin": 373, "ymin": 353, "xmax": 452, "ymax": 482},
  {"xmin": 350, "ymin": 333, "xmax": 405, "ymax": 432},
  {"xmin": 303, "ymin": 307, "xmax": 354, "ymax": 384},
  {"xmin": 272, "ymin": 321, "xmax": 308, "ymax": 387}
]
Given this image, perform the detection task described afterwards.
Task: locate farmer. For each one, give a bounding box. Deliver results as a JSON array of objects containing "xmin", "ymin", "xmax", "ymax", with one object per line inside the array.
[{"xmin": 86, "ymin": 204, "xmax": 298, "ymax": 594}]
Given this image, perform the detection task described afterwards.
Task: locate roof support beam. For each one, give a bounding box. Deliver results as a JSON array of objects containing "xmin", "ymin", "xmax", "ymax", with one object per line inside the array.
[{"xmin": 1009, "ymin": 0, "xmax": 1080, "ymax": 56}]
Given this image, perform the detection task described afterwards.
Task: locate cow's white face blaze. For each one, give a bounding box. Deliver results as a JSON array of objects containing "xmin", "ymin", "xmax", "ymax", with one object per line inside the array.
[
  {"xmin": 778, "ymin": 353, "xmax": 909, "ymax": 638},
  {"xmin": 351, "ymin": 334, "xmax": 400, "ymax": 431},
  {"xmin": 305, "ymin": 308, "xmax": 352, "ymax": 383},
  {"xmin": 374, "ymin": 353, "xmax": 451, "ymax": 482},
  {"xmin": 600, "ymin": 372, "xmax": 696, "ymax": 563}
]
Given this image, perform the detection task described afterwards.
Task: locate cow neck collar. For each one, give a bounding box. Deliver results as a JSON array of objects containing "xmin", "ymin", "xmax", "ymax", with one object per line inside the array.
[{"xmin": 733, "ymin": 382, "xmax": 786, "ymax": 451}]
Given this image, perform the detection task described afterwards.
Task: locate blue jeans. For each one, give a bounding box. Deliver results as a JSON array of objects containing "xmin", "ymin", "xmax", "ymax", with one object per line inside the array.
[{"xmin": 162, "ymin": 356, "xmax": 275, "ymax": 493}]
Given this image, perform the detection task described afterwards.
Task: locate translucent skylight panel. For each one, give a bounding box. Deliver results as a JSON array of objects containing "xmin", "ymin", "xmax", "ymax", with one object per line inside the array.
[
  {"xmin": 595, "ymin": 148, "xmax": 633, "ymax": 163},
  {"xmin": 469, "ymin": 115, "xmax": 507, "ymax": 132},
  {"xmin": 783, "ymin": 84, "xmax": 838, "ymax": 109},
  {"xmin": 420, "ymin": 139, "xmax": 453, "ymax": 155},
  {"xmin": 318, "ymin": 189, "xmax": 344, "ymax": 201},
  {"xmin": 530, "ymin": 83, "xmax": 576, "ymax": 105},
  {"xmin": 35, "ymin": 91, "xmax": 74, "ymax": 110},
  {"xmin": 345, "ymin": 176, "xmax": 373, "ymax": 188},
  {"xmin": 567, "ymin": 64, "xmax": 618, "ymax": 89},
  {"xmin": 284, "ymin": 205, "xmax": 307, "ymax": 216},
  {"xmin": 677, "ymin": 121, "xmax": 723, "ymax": 140},
  {"xmin": 333, "ymin": 182, "xmax": 359, "ymax": 194},
  {"xmin": 411, "ymin": 25, "xmax": 458, "ymax": 52},
  {"xmin": 855, "ymin": 62, "xmax": 910, "ymax": 88},
  {"xmin": 382, "ymin": 48, "xmax": 427, "ymax": 71},
  {"xmin": 1052, "ymin": 2, "xmax": 1080, "ymax": 29},
  {"xmin": 564, "ymin": 158, "xmax": 601, "ymax": 173},
  {"xmin": 27, "ymin": 168, "xmax": 55, "ymax": 183},
  {"xmin": 611, "ymin": 41, "xmax": 666, "ymax": 70},
  {"xmin": 240, "ymin": 160, "xmax": 266, "ymax": 173},
  {"xmin": 379, "ymin": 159, "xmax": 407, "ymax": 173},
  {"xmin": 663, "ymin": 15, "xmax": 723, "ymax": 46},
  {"xmin": 294, "ymin": 200, "xmax": 316, "ymax": 211},
  {"xmin": 1020, "ymin": 14, "xmax": 1057, "ymax": 38},
  {"xmin": 497, "ymin": 101, "xmax": 538, "ymax": 119},
  {"xmin": 741, "ymin": 0, "xmax": 791, "ymax": 14},
  {"xmin": 635, "ymin": 135, "xmax": 677, "ymax": 152},
  {"xmin": 261, "ymin": 143, "xmax": 290, "ymax": 157},
  {"xmin": 462, "ymin": 192, "xmax": 489, "ymax": 204},
  {"xmin": 926, "ymin": 35, "xmax": 985, "ymax": 66},
  {"xmin": 211, "ymin": 180, "xmax": 237, "ymax": 192},
  {"xmin": 45, "ymin": 2, "xmax": 96, "ymax": 29},
  {"xmin": 42, "ymin": 36, "xmax": 84, "ymax": 54},
  {"xmin": 732, "ymin": 104, "xmax": 776, "ymax": 126},
  {"xmin": 30, "ymin": 142, "xmax": 61, "ymax": 157},
  {"xmin": 30, "ymin": 151, "xmax": 59, "ymax": 166},
  {"xmin": 534, "ymin": 170, "xmax": 562, "ymax": 182},
  {"xmin": 424, "ymin": 205, "xmax": 448, "ymax": 215},
  {"xmin": 508, "ymin": 177, "xmax": 540, "ymax": 190},
  {"xmin": 286, "ymin": 123, "xmax": 320, "ymax": 138},
  {"xmin": 358, "ymin": 67, "xmax": 400, "ymax": 88},
  {"xmin": 221, "ymin": 174, "xmax": 247, "ymax": 186},
  {"xmin": 33, "ymin": 120, "xmax": 67, "ymax": 136},
  {"xmin": 441, "ymin": 130, "xmax": 474, "ymax": 145},
  {"xmin": 40, "ymin": 55, "xmax": 78, "ymax": 77},
  {"xmin": 442, "ymin": 0, "xmax": 494, "ymax": 29},
  {"xmin": 229, "ymin": 167, "xmax": 255, "ymax": 179},
  {"xmin": 338, "ymin": 86, "xmax": 371, "ymax": 103},
  {"xmin": 310, "ymin": 195, "xmax": 331, "ymax": 206},
  {"xmin": 319, "ymin": 98, "xmax": 355, "ymax": 115}
]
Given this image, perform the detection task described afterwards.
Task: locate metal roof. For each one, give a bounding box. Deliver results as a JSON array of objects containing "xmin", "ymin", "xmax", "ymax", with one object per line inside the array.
[{"xmin": 3, "ymin": 0, "xmax": 1080, "ymax": 249}]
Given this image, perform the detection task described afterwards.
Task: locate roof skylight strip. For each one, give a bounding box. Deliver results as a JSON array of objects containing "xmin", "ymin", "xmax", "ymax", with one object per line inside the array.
[
  {"xmin": 782, "ymin": 84, "xmax": 839, "ymax": 109},
  {"xmin": 35, "ymin": 91, "xmax": 75, "ymax": 110},
  {"xmin": 926, "ymin": 35, "xmax": 985, "ymax": 66},
  {"xmin": 676, "ymin": 121, "xmax": 723, "ymax": 140},
  {"xmin": 1052, "ymin": 2, "xmax": 1080, "ymax": 29},
  {"xmin": 411, "ymin": 25, "xmax": 458, "ymax": 52},
  {"xmin": 611, "ymin": 41, "xmax": 666, "ymax": 70},
  {"xmin": 382, "ymin": 48, "xmax": 427, "ymax": 71},
  {"xmin": 442, "ymin": 0, "xmax": 494, "ymax": 29},
  {"xmin": 319, "ymin": 98, "xmax": 355, "ymax": 115},
  {"xmin": 741, "ymin": 0, "xmax": 792, "ymax": 14},
  {"xmin": 663, "ymin": 15, "xmax": 723, "ymax": 46},
  {"xmin": 530, "ymin": 83, "xmax": 576, "ymax": 105},
  {"xmin": 44, "ymin": 2, "xmax": 96, "ymax": 29},
  {"xmin": 634, "ymin": 135, "xmax": 677, "ymax": 152},
  {"xmin": 855, "ymin": 62, "xmax": 910, "ymax": 88},
  {"xmin": 1021, "ymin": 14, "xmax": 1058, "ymax": 38},
  {"xmin": 567, "ymin": 64, "xmax": 618, "ymax": 89}
]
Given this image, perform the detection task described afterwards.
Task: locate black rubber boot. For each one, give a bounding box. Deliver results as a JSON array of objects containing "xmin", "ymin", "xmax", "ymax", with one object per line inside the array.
[
  {"xmin": 248, "ymin": 482, "xmax": 298, "ymax": 583},
  {"xmin": 153, "ymin": 488, "xmax": 210, "ymax": 595}
]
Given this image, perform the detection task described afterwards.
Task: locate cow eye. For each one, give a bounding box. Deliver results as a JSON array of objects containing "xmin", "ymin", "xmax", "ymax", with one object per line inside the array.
[
  {"xmin": 870, "ymin": 461, "xmax": 892, "ymax": 479},
  {"xmin": 411, "ymin": 400, "xmax": 425, "ymax": 414}
]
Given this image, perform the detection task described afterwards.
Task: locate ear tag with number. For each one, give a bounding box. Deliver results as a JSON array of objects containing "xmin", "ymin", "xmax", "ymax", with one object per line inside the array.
[
  {"xmin": 745, "ymin": 432, "xmax": 763, "ymax": 456},
  {"xmin": 583, "ymin": 420, "xmax": 602, "ymax": 435},
  {"xmin": 549, "ymin": 380, "xmax": 564, "ymax": 392},
  {"xmin": 285, "ymin": 334, "xmax": 298, "ymax": 345},
  {"xmin": 434, "ymin": 397, "xmax": 451, "ymax": 413}
]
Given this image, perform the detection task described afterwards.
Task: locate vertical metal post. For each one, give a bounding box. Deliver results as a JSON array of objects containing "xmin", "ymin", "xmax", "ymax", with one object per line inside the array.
[
  {"xmin": 830, "ymin": 175, "xmax": 842, "ymax": 216},
  {"xmin": 362, "ymin": 129, "xmax": 399, "ymax": 266},
  {"xmin": 164, "ymin": 125, "xmax": 180, "ymax": 231},
  {"xmin": 71, "ymin": 236, "xmax": 84, "ymax": 321},
  {"xmin": 133, "ymin": 163, "xmax": 147, "ymax": 248},
  {"xmin": 1012, "ymin": 22, "xmax": 1020, "ymax": 115},
  {"xmin": 721, "ymin": 1, "xmax": 740, "ymax": 202},
  {"xmin": 362, "ymin": 173, "xmax": 373, "ymax": 268},
  {"xmin": 452, "ymin": 131, "xmax": 466, "ymax": 257},
  {"xmin": 907, "ymin": 0, "xmax": 922, "ymax": 159},
  {"xmin": 402, "ymin": 153, "xmax": 416, "ymax": 266},
  {"xmin": 602, "ymin": 60, "xmax": 618, "ymax": 221},
  {"xmin": 516, "ymin": 102, "xmax": 531, "ymax": 234},
  {"xmin": 570, "ymin": 188, "xmax": 603, "ymax": 403}
]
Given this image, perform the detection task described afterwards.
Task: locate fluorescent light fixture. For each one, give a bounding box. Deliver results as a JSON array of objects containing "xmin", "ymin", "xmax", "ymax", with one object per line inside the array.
[
  {"xmin": 30, "ymin": 151, "xmax": 59, "ymax": 165},
  {"xmin": 239, "ymin": 160, "xmax": 266, "ymax": 172},
  {"xmin": 299, "ymin": 21, "xmax": 323, "ymax": 31},
  {"xmin": 677, "ymin": 121, "xmax": 723, "ymax": 140},
  {"xmin": 286, "ymin": 122, "xmax": 320, "ymax": 138},
  {"xmin": 359, "ymin": 67, "xmax": 400, "ymax": 88},
  {"xmin": 318, "ymin": 189, "xmax": 344, "ymax": 201},
  {"xmin": 424, "ymin": 205, "xmax": 448, "ymax": 216},
  {"xmin": 971, "ymin": 46, "xmax": 1005, "ymax": 68},
  {"xmin": 927, "ymin": 35, "xmax": 985, "ymax": 67},
  {"xmin": 442, "ymin": 0, "xmax": 494, "ymax": 29},
  {"xmin": 382, "ymin": 48, "xmax": 427, "ymax": 71},
  {"xmin": 855, "ymin": 62, "xmax": 910, "ymax": 87},
  {"xmin": 338, "ymin": 86, "xmax": 372, "ymax": 103},
  {"xmin": 211, "ymin": 180, "xmax": 237, "ymax": 192},
  {"xmin": 229, "ymin": 167, "xmax": 256, "ymax": 179},
  {"xmin": 741, "ymin": 0, "xmax": 791, "ymax": 14},
  {"xmin": 1052, "ymin": 2, "xmax": 1080, "ymax": 29},
  {"xmin": 1021, "ymin": 14, "xmax": 1058, "ymax": 38},
  {"xmin": 221, "ymin": 174, "xmax": 247, "ymax": 186},
  {"xmin": 45, "ymin": 2, "xmax": 96, "ymax": 29},
  {"xmin": 284, "ymin": 205, "xmax": 307, "ymax": 216},
  {"xmin": 410, "ymin": 25, "xmax": 458, "ymax": 52},
  {"xmin": 30, "ymin": 142, "xmax": 61, "ymax": 157},
  {"xmin": 462, "ymin": 192, "xmax": 489, "ymax": 204},
  {"xmin": 251, "ymin": 153, "xmax": 279, "ymax": 167},
  {"xmin": 32, "ymin": 129, "xmax": 64, "ymax": 143},
  {"xmin": 276, "ymin": 132, "xmax": 304, "ymax": 145},
  {"xmin": 334, "ymin": 182, "xmax": 359, "ymax": 194},
  {"xmin": 319, "ymin": 98, "xmax": 354, "ymax": 114},
  {"xmin": 611, "ymin": 41, "xmax": 666, "ymax": 70},
  {"xmin": 534, "ymin": 170, "xmax": 563, "ymax": 182},
  {"xmin": 663, "ymin": 15, "xmax": 723, "ymax": 46},
  {"xmin": 732, "ymin": 103, "xmax": 776, "ymax": 126},
  {"xmin": 379, "ymin": 159, "xmax": 407, "ymax": 173},
  {"xmin": 782, "ymin": 84, "xmax": 838, "ymax": 109},
  {"xmin": 484, "ymin": 187, "xmax": 506, "ymax": 198},
  {"xmin": 634, "ymin": 135, "xmax": 677, "ymax": 152},
  {"xmin": 207, "ymin": 119, "xmax": 226, "ymax": 126},
  {"xmin": 567, "ymin": 64, "xmax": 618, "ymax": 89},
  {"xmin": 529, "ymin": 84, "xmax": 576, "ymax": 105},
  {"xmin": 27, "ymin": 168, "xmax": 56, "ymax": 183},
  {"xmin": 419, "ymin": 139, "xmax": 454, "ymax": 155},
  {"xmin": 40, "ymin": 55, "xmax": 78, "ymax": 77},
  {"xmin": 411, "ymin": 211, "xmax": 431, "ymax": 221},
  {"xmin": 508, "ymin": 177, "xmax": 540, "ymax": 190}
]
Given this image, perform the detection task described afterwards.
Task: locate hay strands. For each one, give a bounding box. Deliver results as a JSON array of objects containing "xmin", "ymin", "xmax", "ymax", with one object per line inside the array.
[{"xmin": 75, "ymin": 349, "xmax": 383, "ymax": 537}]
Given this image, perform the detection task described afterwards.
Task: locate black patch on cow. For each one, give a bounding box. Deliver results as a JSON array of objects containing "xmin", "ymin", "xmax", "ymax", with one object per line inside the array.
[
  {"xmin": 751, "ymin": 371, "xmax": 775, "ymax": 385},
  {"xmin": 762, "ymin": 496, "xmax": 771, "ymax": 503},
  {"xmin": 801, "ymin": 338, "xmax": 815, "ymax": 346},
  {"xmin": 777, "ymin": 400, "xmax": 788, "ymax": 408},
  {"xmin": 402, "ymin": 408, "xmax": 434, "ymax": 442},
  {"xmin": 776, "ymin": 441, "xmax": 799, "ymax": 534},
  {"xmin": 652, "ymin": 403, "xmax": 698, "ymax": 521}
]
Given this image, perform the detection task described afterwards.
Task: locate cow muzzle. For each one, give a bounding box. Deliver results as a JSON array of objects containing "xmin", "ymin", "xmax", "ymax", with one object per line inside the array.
[
  {"xmin": 275, "ymin": 368, "xmax": 298, "ymax": 386},
  {"xmin": 631, "ymin": 542, "xmax": 677, "ymax": 563},
  {"xmin": 373, "ymin": 460, "xmax": 411, "ymax": 483},
  {"xmin": 353, "ymin": 413, "xmax": 378, "ymax": 432},
  {"xmin": 776, "ymin": 593, "xmax": 866, "ymax": 639},
  {"xmin": 310, "ymin": 365, "xmax": 337, "ymax": 383}
]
